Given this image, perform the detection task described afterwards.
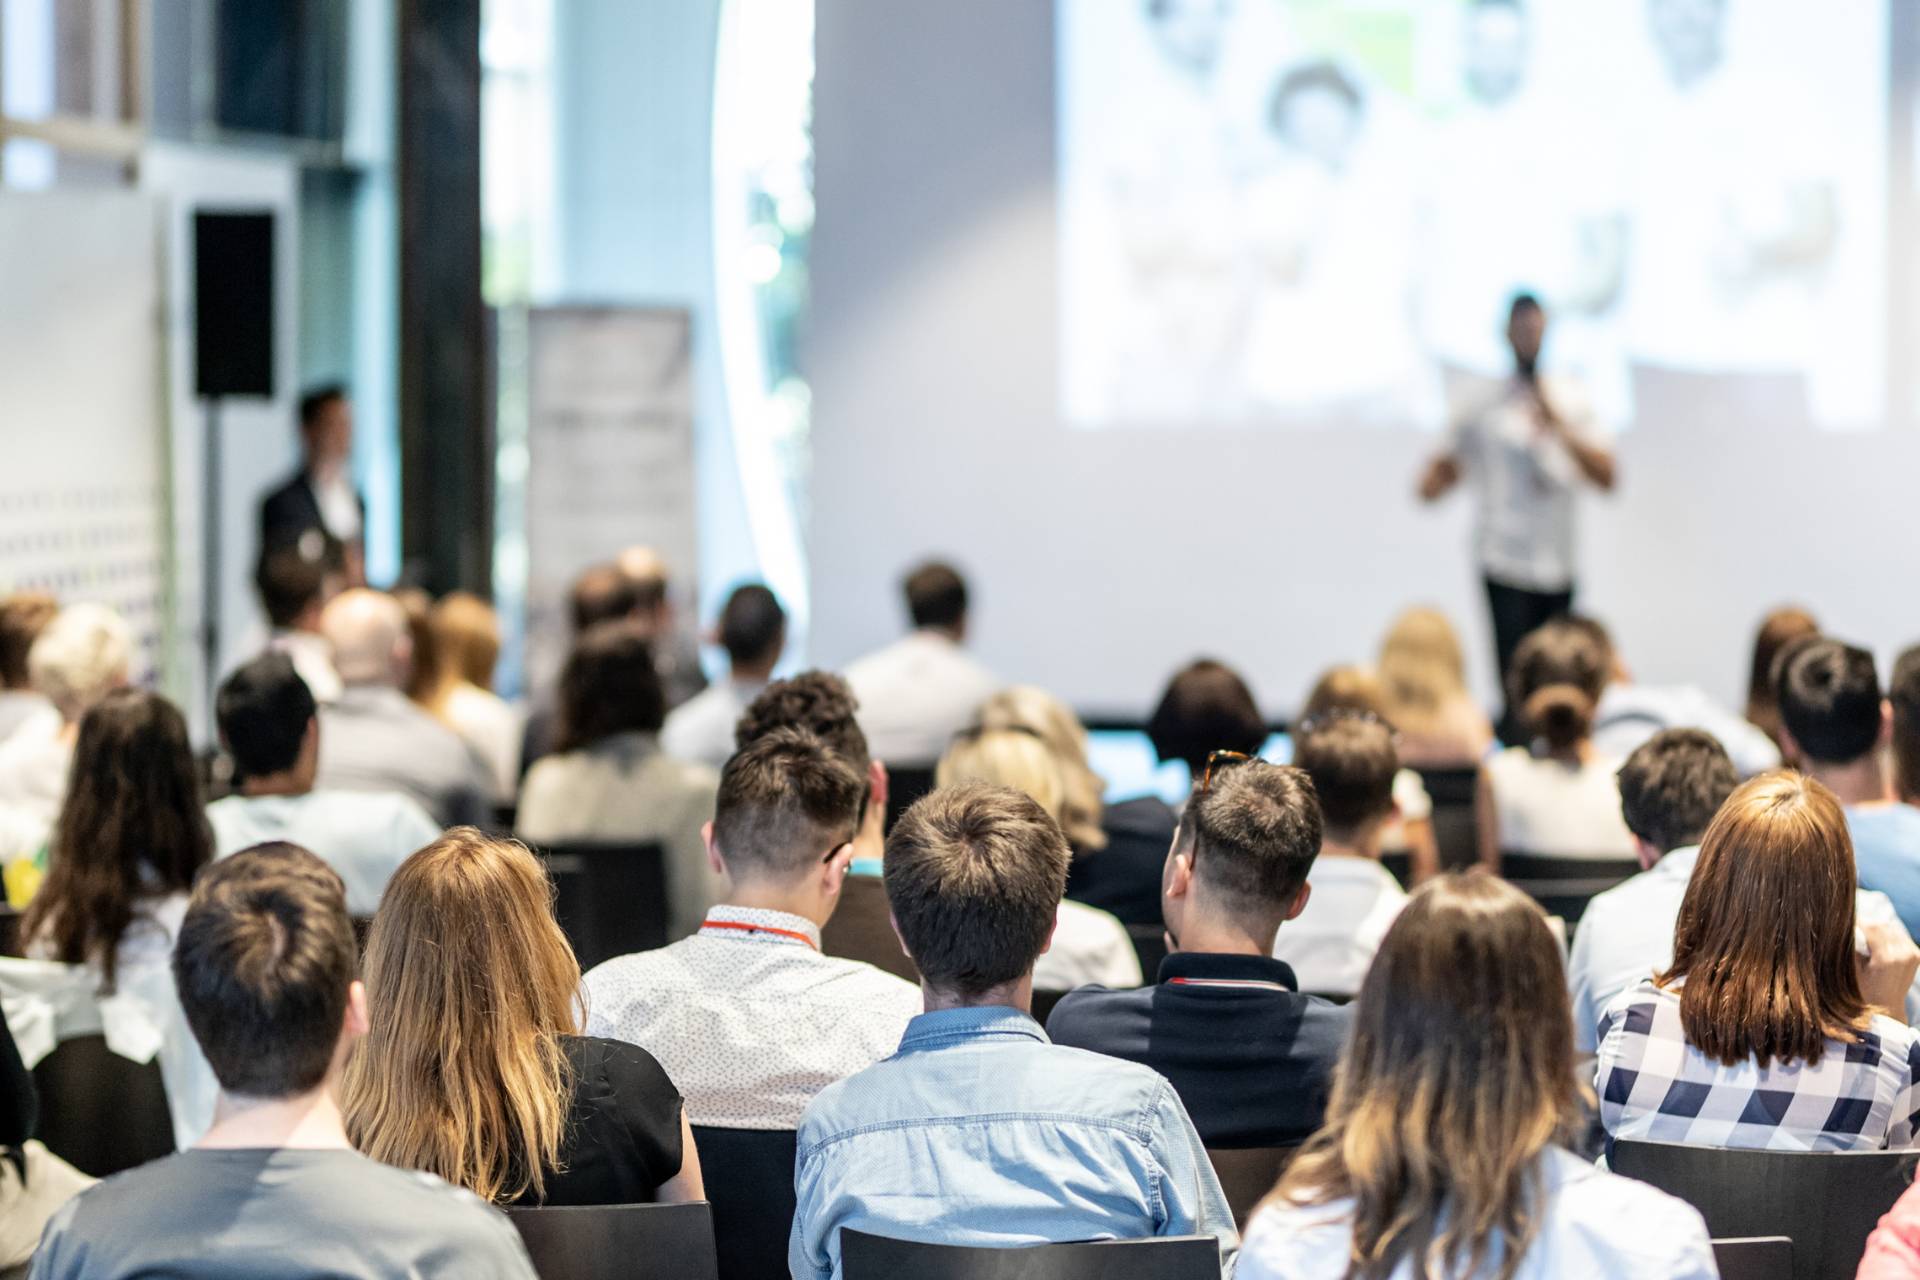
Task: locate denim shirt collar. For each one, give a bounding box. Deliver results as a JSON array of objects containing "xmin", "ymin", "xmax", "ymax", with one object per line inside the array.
[{"xmin": 896, "ymin": 1005, "xmax": 1048, "ymax": 1054}]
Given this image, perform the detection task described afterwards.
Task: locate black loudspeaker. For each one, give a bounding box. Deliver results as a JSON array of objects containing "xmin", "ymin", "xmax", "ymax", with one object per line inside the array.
[{"xmin": 192, "ymin": 211, "xmax": 275, "ymax": 399}]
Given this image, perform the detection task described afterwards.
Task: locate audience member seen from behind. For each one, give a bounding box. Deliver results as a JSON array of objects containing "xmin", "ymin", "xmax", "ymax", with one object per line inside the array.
[
  {"xmin": 582, "ymin": 728, "xmax": 920, "ymax": 1130},
  {"xmin": 1778, "ymin": 637, "xmax": 1920, "ymax": 939},
  {"xmin": 1147, "ymin": 658, "xmax": 1268, "ymax": 796},
  {"xmin": 518, "ymin": 561, "xmax": 639, "ymax": 773},
  {"xmin": 0, "ymin": 604, "xmax": 131, "ymax": 828},
  {"xmin": 1375, "ymin": 606, "xmax": 1493, "ymax": 769},
  {"xmin": 1745, "ymin": 604, "xmax": 1819, "ymax": 752},
  {"xmin": 1477, "ymin": 618, "xmax": 1634, "ymax": 869},
  {"xmin": 935, "ymin": 728, "xmax": 1141, "ymax": 991},
  {"xmin": 313, "ymin": 589, "xmax": 489, "ymax": 828},
  {"xmin": 209, "ymin": 654, "xmax": 439, "ymax": 917},
  {"xmin": 615, "ymin": 545, "xmax": 708, "ymax": 711},
  {"xmin": 662, "ymin": 582, "xmax": 787, "ymax": 770},
  {"xmin": 345, "ymin": 830, "xmax": 700, "ymax": 1206},
  {"xmin": 0, "ymin": 1013, "xmax": 92, "ymax": 1270},
  {"xmin": 1596, "ymin": 773, "xmax": 1920, "ymax": 1152},
  {"xmin": 1279, "ymin": 715, "xmax": 1410, "ymax": 997},
  {"xmin": 254, "ymin": 548, "xmax": 343, "ymax": 705},
  {"xmin": 1047, "ymin": 758, "xmax": 1350, "ymax": 1149},
  {"xmin": 0, "ymin": 594, "xmax": 57, "ymax": 747},
  {"xmin": 1239, "ymin": 875, "xmax": 1715, "ymax": 1280},
  {"xmin": 1299, "ymin": 666, "xmax": 1440, "ymax": 882},
  {"xmin": 790, "ymin": 783, "xmax": 1238, "ymax": 1279},
  {"xmin": 516, "ymin": 621, "xmax": 719, "ymax": 941},
  {"xmin": 418, "ymin": 593, "xmax": 521, "ymax": 802},
  {"xmin": 1584, "ymin": 615, "xmax": 1779, "ymax": 777},
  {"xmin": 976, "ymin": 685, "xmax": 1176, "ymax": 929},
  {"xmin": 733, "ymin": 672, "xmax": 891, "ymax": 880},
  {"xmin": 28, "ymin": 844, "xmax": 537, "ymax": 1279},
  {"xmin": 844, "ymin": 560, "xmax": 998, "ymax": 768}
]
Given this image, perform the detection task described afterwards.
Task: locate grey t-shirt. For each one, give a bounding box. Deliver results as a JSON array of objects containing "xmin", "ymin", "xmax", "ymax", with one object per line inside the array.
[{"xmin": 29, "ymin": 1147, "xmax": 537, "ymax": 1280}]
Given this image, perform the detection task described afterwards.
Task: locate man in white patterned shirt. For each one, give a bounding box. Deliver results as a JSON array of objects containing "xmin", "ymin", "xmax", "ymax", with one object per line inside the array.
[{"xmin": 582, "ymin": 728, "xmax": 921, "ymax": 1129}]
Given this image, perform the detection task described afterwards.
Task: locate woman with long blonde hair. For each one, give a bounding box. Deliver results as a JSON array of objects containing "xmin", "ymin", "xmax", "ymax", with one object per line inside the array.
[
  {"xmin": 1240, "ymin": 875, "xmax": 1715, "ymax": 1280},
  {"xmin": 345, "ymin": 828, "xmax": 702, "ymax": 1205},
  {"xmin": 1376, "ymin": 607, "xmax": 1493, "ymax": 769},
  {"xmin": 419, "ymin": 592, "xmax": 521, "ymax": 801}
]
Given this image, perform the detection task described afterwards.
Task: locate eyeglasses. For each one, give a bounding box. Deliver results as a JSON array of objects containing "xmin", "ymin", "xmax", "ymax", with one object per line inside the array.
[
  {"xmin": 820, "ymin": 839, "xmax": 854, "ymax": 866},
  {"xmin": 952, "ymin": 721, "xmax": 1046, "ymax": 745},
  {"xmin": 1294, "ymin": 707, "xmax": 1400, "ymax": 743},
  {"xmin": 1198, "ymin": 749, "xmax": 1259, "ymax": 794}
]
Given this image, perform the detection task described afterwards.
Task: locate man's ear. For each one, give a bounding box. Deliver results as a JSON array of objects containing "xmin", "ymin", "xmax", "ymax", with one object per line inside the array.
[
  {"xmin": 821, "ymin": 842, "xmax": 852, "ymax": 899},
  {"xmin": 888, "ymin": 910, "xmax": 913, "ymax": 961},
  {"xmin": 1633, "ymin": 835, "xmax": 1661, "ymax": 872},
  {"xmin": 1283, "ymin": 880, "xmax": 1313, "ymax": 923},
  {"xmin": 868, "ymin": 761, "xmax": 890, "ymax": 816},
  {"xmin": 703, "ymin": 821, "xmax": 727, "ymax": 879},
  {"xmin": 1164, "ymin": 850, "xmax": 1195, "ymax": 902},
  {"xmin": 1778, "ymin": 725, "xmax": 1805, "ymax": 769}
]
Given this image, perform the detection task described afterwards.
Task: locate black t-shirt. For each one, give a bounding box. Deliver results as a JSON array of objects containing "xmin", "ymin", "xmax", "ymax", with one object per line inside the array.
[
  {"xmin": 518, "ymin": 1035, "xmax": 685, "ymax": 1207},
  {"xmin": 1065, "ymin": 796, "xmax": 1178, "ymax": 928}
]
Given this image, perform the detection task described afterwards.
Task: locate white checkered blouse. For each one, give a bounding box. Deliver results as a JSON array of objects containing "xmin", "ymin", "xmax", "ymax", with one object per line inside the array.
[{"xmin": 1596, "ymin": 979, "xmax": 1920, "ymax": 1152}]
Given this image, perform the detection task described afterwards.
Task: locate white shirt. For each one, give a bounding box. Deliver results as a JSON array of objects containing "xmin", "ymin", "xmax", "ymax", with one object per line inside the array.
[
  {"xmin": 1592, "ymin": 683, "xmax": 1781, "ymax": 778},
  {"xmin": 582, "ymin": 905, "xmax": 923, "ymax": 1130},
  {"xmin": 1272, "ymin": 856, "xmax": 1407, "ymax": 998},
  {"xmin": 1484, "ymin": 746, "xmax": 1636, "ymax": 860},
  {"xmin": 844, "ymin": 631, "xmax": 999, "ymax": 765},
  {"xmin": 0, "ymin": 692, "xmax": 55, "ymax": 749},
  {"xmin": 207, "ymin": 790, "xmax": 442, "ymax": 917},
  {"xmin": 661, "ymin": 677, "xmax": 770, "ymax": 771},
  {"xmin": 311, "ymin": 469, "xmax": 361, "ymax": 543},
  {"xmin": 1451, "ymin": 374, "xmax": 1605, "ymax": 591},
  {"xmin": 439, "ymin": 683, "xmax": 522, "ymax": 803},
  {"xmin": 1034, "ymin": 899, "xmax": 1141, "ymax": 993},
  {"xmin": 268, "ymin": 630, "xmax": 342, "ymax": 706},
  {"xmin": 0, "ymin": 729, "xmax": 71, "ymax": 828},
  {"xmin": 1239, "ymin": 1146, "xmax": 1716, "ymax": 1280}
]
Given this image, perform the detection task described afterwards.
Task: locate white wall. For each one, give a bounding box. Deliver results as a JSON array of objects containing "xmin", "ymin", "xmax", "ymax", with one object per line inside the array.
[{"xmin": 809, "ymin": 0, "xmax": 1920, "ymax": 718}]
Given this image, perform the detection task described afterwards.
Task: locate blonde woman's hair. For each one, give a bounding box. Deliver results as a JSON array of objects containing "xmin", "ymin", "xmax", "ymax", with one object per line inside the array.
[
  {"xmin": 1273, "ymin": 874, "xmax": 1582, "ymax": 1280},
  {"xmin": 29, "ymin": 603, "xmax": 132, "ymax": 722},
  {"xmin": 1377, "ymin": 608, "xmax": 1469, "ymax": 738},
  {"xmin": 974, "ymin": 686, "xmax": 1108, "ymax": 850},
  {"xmin": 344, "ymin": 829, "xmax": 582, "ymax": 1204},
  {"xmin": 937, "ymin": 728, "xmax": 1070, "ymax": 829},
  {"xmin": 422, "ymin": 591, "xmax": 503, "ymax": 716}
]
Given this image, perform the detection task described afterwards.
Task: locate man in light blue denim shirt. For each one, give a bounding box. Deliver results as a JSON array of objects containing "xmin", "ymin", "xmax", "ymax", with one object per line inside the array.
[{"xmin": 789, "ymin": 782, "xmax": 1238, "ymax": 1279}]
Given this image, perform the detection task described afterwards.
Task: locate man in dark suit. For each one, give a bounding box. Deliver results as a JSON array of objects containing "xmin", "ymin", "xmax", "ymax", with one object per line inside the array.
[{"xmin": 261, "ymin": 385, "xmax": 365, "ymax": 582}]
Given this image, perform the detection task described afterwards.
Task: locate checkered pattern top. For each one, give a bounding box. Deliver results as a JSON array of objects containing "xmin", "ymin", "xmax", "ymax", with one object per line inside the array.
[{"xmin": 1596, "ymin": 979, "xmax": 1920, "ymax": 1152}]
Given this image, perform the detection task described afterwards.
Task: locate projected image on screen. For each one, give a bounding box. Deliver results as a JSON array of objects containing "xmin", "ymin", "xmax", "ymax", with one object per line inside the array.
[{"xmin": 1058, "ymin": 0, "xmax": 1887, "ymax": 432}]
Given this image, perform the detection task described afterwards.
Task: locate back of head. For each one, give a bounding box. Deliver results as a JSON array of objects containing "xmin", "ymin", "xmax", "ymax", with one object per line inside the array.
[
  {"xmin": 1507, "ymin": 618, "xmax": 1608, "ymax": 752},
  {"xmin": 1147, "ymin": 658, "xmax": 1267, "ymax": 778},
  {"xmin": 173, "ymin": 843, "xmax": 356, "ymax": 1100},
  {"xmin": 1278, "ymin": 874, "xmax": 1575, "ymax": 1280},
  {"xmin": 392, "ymin": 588, "xmax": 439, "ymax": 703},
  {"xmin": 1300, "ymin": 664, "xmax": 1389, "ymax": 722},
  {"xmin": 1183, "ymin": 762, "xmax": 1323, "ymax": 920},
  {"xmin": 1892, "ymin": 645, "xmax": 1920, "ymax": 804},
  {"xmin": 345, "ymin": 829, "xmax": 580, "ymax": 1203},
  {"xmin": 714, "ymin": 728, "xmax": 865, "ymax": 883},
  {"xmin": 0, "ymin": 592, "xmax": 58, "ymax": 691},
  {"xmin": 734, "ymin": 670, "xmax": 871, "ymax": 775},
  {"xmin": 975, "ymin": 686, "xmax": 1107, "ymax": 850},
  {"xmin": 937, "ymin": 728, "xmax": 1070, "ymax": 827},
  {"xmin": 1292, "ymin": 716, "xmax": 1397, "ymax": 840},
  {"xmin": 1747, "ymin": 606, "xmax": 1820, "ymax": 735},
  {"xmin": 616, "ymin": 546, "xmax": 672, "ymax": 616},
  {"xmin": 1664, "ymin": 771, "xmax": 1865, "ymax": 1068},
  {"xmin": 1777, "ymin": 636, "xmax": 1881, "ymax": 767},
  {"xmin": 885, "ymin": 783, "xmax": 1070, "ymax": 996},
  {"xmin": 218, "ymin": 653, "xmax": 318, "ymax": 784},
  {"xmin": 430, "ymin": 592, "xmax": 502, "ymax": 690},
  {"xmin": 28, "ymin": 603, "xmax": 132, "ymax": 721},
  {"xmin": 569, "ymin": 562, "xmax": 641, "ymax": 634},
  {"xmin": 1616, "ymin": 728, "xmax": 1737, "ymax": 855},
  {"xmin": 254, "ymin": 549, "xmax": 330, "ymax": 630},
  {"xmin": 320, "ymin": 588, "xmax": 408, "ymax": 688},
  {"xmin": 555, "ymin": 620, "xmax": 664, "ymax": 753},
  {"xmin": 1377, "ymin": 607, "xmax": 1468, "ymax": 722},
  {"xmin": 718, "ymin": 583, "xmax": 786, "ymax": 670},
  {"xmin": 902, "ymin": 560, "xmax": 968, "ymax": 632}
]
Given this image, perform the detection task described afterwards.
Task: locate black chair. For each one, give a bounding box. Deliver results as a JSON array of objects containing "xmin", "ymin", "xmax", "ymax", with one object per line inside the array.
[
  {"xmin": 32, "ymin": 1034, "xmax": 174, "ymax": 1177},
  {"xmin": 819, "ymin": 873, "xmax": 919, "ymax": 984},
  {"xmin": 1498, "ymin": 853, "xmax": 1640, "ymax": 927},
  {"xmin": 1611, "ymin": 1139, "xmax": 1916, "ymax": 1280},
  {"xmin": 884, "ymin": 766, "xmax": 938, "ymax": 831},
  {"xmin": 841, "ymin": 1230, "xmax": 1220, "ymax": 1280},
  {"xmin": 1416, "ymin": 766, "xmax": 1482, "ymax": 873},
  {"xmin": 1378, "ymin": 852, "xmax": 1413, "ymax": 890},
  {"xmin": 1206, "ymin": 1146, "xmax": 1295, "ymax": 1228},
  {"xmin": 507, "ymin": 1201, "xmax": 719, "ymax": 1280},
  {"xmin": 690, "ymin": 1126, "xmax": 798, "ymax": 1280},
  {"xmin": 1712, "ymin": 1238, "xmax": 1793, "ymax": 1280},
  {"xmin": 535, "ymin": 841, "xmax": 670, "ymax": 971},
  {"xmin": 1030, "ymin": 989, "xmax": 1071, "ymax": 1026},
  {"xmin": 1123, "ymin": 924, "xmax": 1167, "ymax": 984}
]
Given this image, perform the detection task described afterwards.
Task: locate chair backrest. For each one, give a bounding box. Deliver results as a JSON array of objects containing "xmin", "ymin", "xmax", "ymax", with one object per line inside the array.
[
  {"xmin": 33, "ymin": 1033, "xmax": 174, "ymax": 1177},
  {"xmin": 819, "ymin": 874, "xmax": 919, "ymax": 984},
  {"xmin": 1377, "ymin": 852, "xmax": 1413, "ymax": 890},
  {"xmin": 507, "ymin": 1202, "xmax": 718, "ymax": 1280},
  {"xmin": 884, "ymin": 766, "xmax": 938, "ymax": 830},
  {"xmin": 0, "ymin": 908, "xmax": 21, "ymax": 959},
  {"xmin": 689, "ymin": 1126, "xmax": 799, "ymax": 1280},
  {"xmin": 1712, "ymin": 1237, "xmax": 1794, "ymax": 1280},
  {"xmin": 1206, "ymin": 1146, "xmax": 1295, "ymax": 1228},
  {"xmin": 1030, "ymin": 988, "xmax": 1070, "ymax": 1027},
  {"xmin": 1611, "ymin": 1139, "xmax": 1917, "ymax": 1280},
  {"xmin": 1499, "ymin": 854, "xmax": 1641, "ymax": 927},
  {"xmin": 1124, "ymin": 924, "xmax": 1167, "ymax": 983},
  {"xmin": 535, "ymin": 842, "xmax": 669, "ymax": 972},
  {"xmin": 840, "ymin": 1230, "xmax": 1221, "ymax": 1280}
]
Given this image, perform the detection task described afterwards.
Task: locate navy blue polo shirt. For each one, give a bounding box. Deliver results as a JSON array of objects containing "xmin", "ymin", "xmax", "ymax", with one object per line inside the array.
[{"xmin": 1045, "ymin": 951, "xmax": 1351, "ymax": 1148}]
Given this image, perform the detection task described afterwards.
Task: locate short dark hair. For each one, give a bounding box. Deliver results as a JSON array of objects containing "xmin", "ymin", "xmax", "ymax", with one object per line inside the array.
[
  {"xmin": 1147, "ymin": 658, "xmax": 1267, "ymax": 777},
  {"xmin": 903, "ymin": 561, "xmax": 968, "ymax": 631},
  {"xmin": 1508, "ymin": 618, "xmax": 1610, "ymax": 751},
  {"xmin": 1292, "ymin": 718, "xmax": 1397, "ymax": 836},
  {"xmin": 254, "ymin": 549, "xmax": 329, "ymax": 630},
  {"xmin": 735, "ymin": 671, "xmax": 871, "ymax": 775},
  {"xmin": 173, "ymin": 843, "xmax": 357, "ymax": 1099},
  {"xmin": 218, "ymin": 653, "xmax": 317, "ymax": 781},
  {"xmin": 885, "ymin": 783, "xmax": 1069, "ymax": 995},
  {"xmin": 1617, "ymin": 729, "xmax": 1739, "ymax": 855},
  {"xmin": 1509, "ymin": 291, "xmax": 1543, "ymax": 319},
  {"xmin": 1182, "ymin": 762, "xmax": 1323, "ymax": 914},
  {"xmin": 555, "ymin": 621, "xmax": 665, "ymax": 752},
  {"xmin": 569, "ymin": 563, "xmax": 642, "ymax": 634},
  {"xmin": 719, "ymin": 584, "xmax": 786, "ymax": 668},
  {"xmin": 0, "ymin": 592, "xmax": 57, "ymax": 689},
  {"xmin": 714, "ymin": 728, "xmax": 864, "ymax": 880},
  {"xmin": 1778, "ymin": 637, "xmax": 1881, "ymax": 766},
  {"xmin": 298, "ymin": 384, "xmax": 348, "ymax": 432},
  {"xmin": 1888, "ymin": 646, "xmax": 1920, "ymax": 803}
]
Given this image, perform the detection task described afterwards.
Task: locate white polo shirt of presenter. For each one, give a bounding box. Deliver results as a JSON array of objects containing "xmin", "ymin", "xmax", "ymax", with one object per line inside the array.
[
  {"xmin": 1451, "ymin": 373, "xmax": 1606, "ymax": 592},
  {"xmin": 582, "ymin": 905, "xmax": 924, "ymax": 1130}
]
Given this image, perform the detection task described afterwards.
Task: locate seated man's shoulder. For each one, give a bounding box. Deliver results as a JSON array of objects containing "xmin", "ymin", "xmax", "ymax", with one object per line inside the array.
[{"xmin": 1044, "ymin": 982, "xmax": 1148, "ymax": 1041}]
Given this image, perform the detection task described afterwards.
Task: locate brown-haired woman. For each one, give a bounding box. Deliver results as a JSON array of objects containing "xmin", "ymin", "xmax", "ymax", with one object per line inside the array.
[
  {"xmin": 345, "ymin": 829, "xmax": 703, "ymax": 1205},
  {"xmin": 1596, "ymin": 772, "xmax": 1920, "ymax": 1152},
  {"xmin": 1240, "ymin": 874, "xmax": 1714, "ymax": 1280},
  {"xmin": 1744, "ymin": 604, "xmax": 1818, "ymax": 751},
  {"xmin": 1476, "ymin": 618, "xmax": 1633, "ymax": 869}
]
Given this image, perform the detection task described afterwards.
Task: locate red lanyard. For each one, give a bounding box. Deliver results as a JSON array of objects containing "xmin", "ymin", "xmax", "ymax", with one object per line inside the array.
[
  {"xmin": 1166, "ymin": 976, "xmax": 1287, "ymax": 991},
  {"xmin": 699, "ymin": 919, "xmax": 819, "ymax": 951}
]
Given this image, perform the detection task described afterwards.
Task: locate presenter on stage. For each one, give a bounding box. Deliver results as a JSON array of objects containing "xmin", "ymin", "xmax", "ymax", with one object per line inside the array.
[
  {"xmin": 1416, "ymin": 293, "xmax": 1615, "ymax": 738},
  {"xmin": 261, "ymin": 385, "xmax": 365, "ymax": 584}
]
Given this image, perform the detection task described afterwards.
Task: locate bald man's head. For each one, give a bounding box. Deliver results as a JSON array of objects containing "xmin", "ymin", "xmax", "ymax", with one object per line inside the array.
[{"xmin": 320, "ymin": 589, "xmax": 410, "ymax": 688}]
